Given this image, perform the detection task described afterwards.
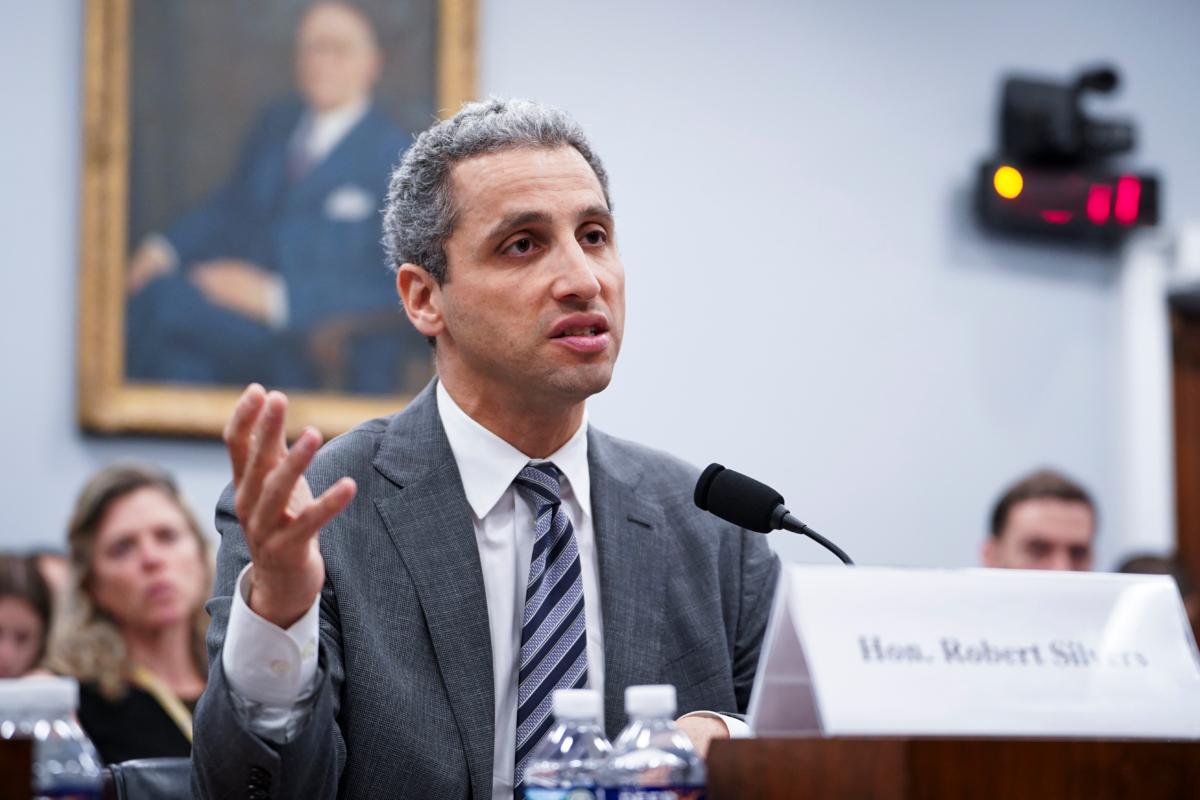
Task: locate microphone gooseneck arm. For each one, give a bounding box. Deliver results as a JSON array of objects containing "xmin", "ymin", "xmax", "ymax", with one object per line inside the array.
[
  {"xmin": 769, "ymin": 506, "xmax": 855, "ymax": 565},
  {"xmin": 695, "ymin": 462, "xmax": 856, "ymax": 565}
]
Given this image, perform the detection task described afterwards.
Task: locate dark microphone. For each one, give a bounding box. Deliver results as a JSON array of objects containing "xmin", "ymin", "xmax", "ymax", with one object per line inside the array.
[{"xmin": 694, "ymin": 463, "xmax": 854, "ymax": 565}]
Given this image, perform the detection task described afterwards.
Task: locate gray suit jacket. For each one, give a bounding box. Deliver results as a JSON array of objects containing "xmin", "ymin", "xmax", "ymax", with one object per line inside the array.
[{"xmin": 192, "ymin": 382, "xmax": 780, "ymax": 799}]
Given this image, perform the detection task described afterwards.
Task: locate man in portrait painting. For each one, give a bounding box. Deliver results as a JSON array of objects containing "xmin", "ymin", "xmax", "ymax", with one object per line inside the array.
[{"xmin": 125, "ymin": 1, "xmax": 426, "ymax": 395}]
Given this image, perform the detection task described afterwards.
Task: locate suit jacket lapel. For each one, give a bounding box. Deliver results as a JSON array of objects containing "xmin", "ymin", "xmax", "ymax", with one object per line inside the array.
[
  {"xmin": 589, "ymin": 431, "xmax": 668, "ymax": 736},
  {"xmin": 373, "ymin": 383, "xmax": 494, "ymax": 799},
  {"xmin": 248, "ymin": 104, "xmax": 301, "ymax": 218},
  {"xmin": 287, "ymin": 105, "xmax": 377, "ymax": 209}
]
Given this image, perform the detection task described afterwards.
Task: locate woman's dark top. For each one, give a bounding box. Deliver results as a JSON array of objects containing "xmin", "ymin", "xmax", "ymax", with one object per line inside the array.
[{"xmin": 78, "ymin": 682, "xmax": 193, "ymax": 765}]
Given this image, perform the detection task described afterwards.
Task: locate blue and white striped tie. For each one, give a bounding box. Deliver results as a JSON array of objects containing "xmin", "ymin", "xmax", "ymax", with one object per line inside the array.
[{"xmin": 513, "ymin": 462, "xmax": 589, "ymax": 787}]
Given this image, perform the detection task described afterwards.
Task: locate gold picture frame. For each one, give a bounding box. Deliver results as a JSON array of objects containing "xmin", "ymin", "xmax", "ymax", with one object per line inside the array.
[{"xmin": 78, "ymin": 0, "xmax": 475, "ymax": 438}]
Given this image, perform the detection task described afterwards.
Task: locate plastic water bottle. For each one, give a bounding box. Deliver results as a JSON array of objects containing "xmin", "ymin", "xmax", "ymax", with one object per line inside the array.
[
  {"xmin": 601, "ymin": 685, "xmax": 706, "ymax": 800},
  {"xmin": 521, "ymin": 688, "xmax": 612, "ymax": 799},
  {"xmin": 0, "ymin": 677, "xmax": 104, "ymax": 800}
]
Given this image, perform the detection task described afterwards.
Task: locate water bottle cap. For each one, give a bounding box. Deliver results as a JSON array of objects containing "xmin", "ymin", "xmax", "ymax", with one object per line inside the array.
[
  {"xmin": 0, "ymin": 676, "xmax": 79, "ymax": 712},
  {"xmin": 552, "ymin": 688, "xmax": 602, "ymax": 721},
  {"xmin": 624, "ymin": 684, "xmax": 677, "ymax": 717}
]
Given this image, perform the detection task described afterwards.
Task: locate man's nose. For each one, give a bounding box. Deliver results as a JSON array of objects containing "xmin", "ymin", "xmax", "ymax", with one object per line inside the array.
[
  {"xmin": 1045, "ymin": 550, "xmax": 1075, "ymax": 571},
  {"xmin": 553, "ymin": 239, "xmax": 601, "ymax": 301}
]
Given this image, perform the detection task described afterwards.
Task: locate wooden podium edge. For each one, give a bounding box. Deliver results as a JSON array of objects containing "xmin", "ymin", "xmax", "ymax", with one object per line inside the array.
[{"xmin": 707, "ymin": 737, "xmax": 1200, "ymax": 800}]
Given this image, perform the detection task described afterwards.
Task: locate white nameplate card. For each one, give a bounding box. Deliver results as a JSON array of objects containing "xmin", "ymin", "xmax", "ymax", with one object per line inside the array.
[{"xmin": 748, "ymin": 566, "xmax": 1200, "ymax": 738}]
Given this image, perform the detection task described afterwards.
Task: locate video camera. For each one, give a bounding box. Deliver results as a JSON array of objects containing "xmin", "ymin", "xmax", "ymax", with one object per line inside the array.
[
  {"xmin": 1001, "ymin": 67, "xmax": 1134, "ymax": 166},
  {"xmin": 976, "ymin": 65, "xmax": 1158, "ymax": 242}
]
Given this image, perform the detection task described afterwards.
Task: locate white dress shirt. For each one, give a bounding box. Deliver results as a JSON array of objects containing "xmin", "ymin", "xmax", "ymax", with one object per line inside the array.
[
  {"xmin": 221, "ymin": 382, "xmax": 744, "ymax": 800},
  {"xmin": 291, "ymin": 97, "xmax": 369, "ymax": 169}
]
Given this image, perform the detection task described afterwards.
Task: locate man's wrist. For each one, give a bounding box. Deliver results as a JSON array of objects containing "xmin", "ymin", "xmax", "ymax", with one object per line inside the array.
[
  {"xmin": 680, "ymin": 710, "xmax": 751, "ymax": 739},
  {"xmin": 248, "ymin": 571, "xmax": 318, "ymax": 630}
]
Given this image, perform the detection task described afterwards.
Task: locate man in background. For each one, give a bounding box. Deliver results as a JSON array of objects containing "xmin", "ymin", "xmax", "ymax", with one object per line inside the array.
[
  {"xmin": 982, "ymin": 468, "xmax": 1097, "ymax": 571},
  {"xmin": 126, "ymin": 1, "xmax": 425, "ymax": 394}
]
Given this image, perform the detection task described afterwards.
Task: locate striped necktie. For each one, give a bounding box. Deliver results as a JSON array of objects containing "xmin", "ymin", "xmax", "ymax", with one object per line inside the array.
[{"xmin": 513, "ymin": 462, "xmax": 589, "ymax": 787}]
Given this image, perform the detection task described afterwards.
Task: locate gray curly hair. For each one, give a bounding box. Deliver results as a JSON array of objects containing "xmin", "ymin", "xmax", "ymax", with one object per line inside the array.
[{"xmin": 382, "ymin": 97, "xmax": 611, "ymax": 283}]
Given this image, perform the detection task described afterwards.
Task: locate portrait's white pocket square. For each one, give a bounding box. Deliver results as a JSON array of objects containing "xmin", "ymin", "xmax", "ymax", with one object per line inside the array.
[{"xmin": 324, "ymin": 184, "xmax": 375, "ymax": 222}]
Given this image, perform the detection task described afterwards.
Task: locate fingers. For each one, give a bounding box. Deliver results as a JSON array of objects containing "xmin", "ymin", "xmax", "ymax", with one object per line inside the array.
[
  {"xmin": 225, "ymin": 386, "xmax": 354, "ymax": 570},
  {"xmin": 278, "ymin": 477, "xmax": 357, "ymax": 546},
  {"xmin": 249, "ymin": 427, "xmax": 323, "ymax": 536},
  {"xmin": 224, "ymin": 384, "xmax": 267, "ymax": 486},
  {"xmin": 236, "ymin": 391, "xmax": 289, "ymax": 524}
]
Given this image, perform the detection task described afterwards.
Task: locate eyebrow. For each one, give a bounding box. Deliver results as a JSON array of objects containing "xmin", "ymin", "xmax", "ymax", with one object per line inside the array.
[
  {"xmin": 485, "ymin": 204, "xmax": 614, "ymax": 243},
  {"xmin": 578, "ymin": 204, "xmax": 614, "ymax": 226}
]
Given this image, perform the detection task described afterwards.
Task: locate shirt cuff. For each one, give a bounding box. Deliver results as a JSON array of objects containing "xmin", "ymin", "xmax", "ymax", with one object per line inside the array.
[
  {"xmin": 144, "ymin": 233, "xmax": 180, "ymax": 270},
  {"xmin": 680, "ymin": 710, "xmax": 752, "ymax": 739},
  {"xmin": 222, "ymin": 563, "xmax": 320, "ymax": 706},
  {"xmin": 264, "ymin": 276, "xmax": 290, "ymax": 330}
]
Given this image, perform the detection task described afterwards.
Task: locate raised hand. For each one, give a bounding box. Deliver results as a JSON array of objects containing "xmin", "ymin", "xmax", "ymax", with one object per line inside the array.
[{"xmin": 224, "ymin": 384, "xmax": 357, "ymax": 628}]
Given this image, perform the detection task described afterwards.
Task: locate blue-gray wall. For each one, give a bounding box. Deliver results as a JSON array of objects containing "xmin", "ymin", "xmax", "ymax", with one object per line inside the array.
[{"xmin": 4, "ymin": 1, "xmax": 1198, "ymax": 569}]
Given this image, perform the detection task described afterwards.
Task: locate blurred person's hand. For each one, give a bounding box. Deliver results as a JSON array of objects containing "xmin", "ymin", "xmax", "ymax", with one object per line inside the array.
[
  {"xmin": 225, "ymin": 386, "xmax": 356, "ymax": 628},
  {"xmin": 190, "ymin": 260, "xmax": 280, "ymax": 324},
  {"xmin": 126, "ymin": 238, "xmax": 177, "ymax": 295}
]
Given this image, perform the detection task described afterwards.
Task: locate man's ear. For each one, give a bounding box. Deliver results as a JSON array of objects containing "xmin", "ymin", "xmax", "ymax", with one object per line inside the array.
[
  {"xmin": 981, "ymin": 537, "xmax": 1000, "ymax": 568},
  {"xmin": 397, "ymin": 263, "xmax": 445, "ymax": 340}
]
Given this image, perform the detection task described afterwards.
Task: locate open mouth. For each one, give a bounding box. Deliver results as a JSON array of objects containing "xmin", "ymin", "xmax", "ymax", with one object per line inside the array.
[
  {"xmin": 550, "ymin": 314, "xmax": 610, "ymax": 339},
  {"xmin": 550, "ymin": 315, "xmax": 612, "ymax": 353},
  {"xmin": 555, "ymin": 326, "xmax": 604, "ymax": 338}
]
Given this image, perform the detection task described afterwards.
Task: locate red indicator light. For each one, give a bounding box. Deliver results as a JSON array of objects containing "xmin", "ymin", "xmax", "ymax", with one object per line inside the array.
[
  {"xmin": 1040, "ymin": 210, "xmax": 1074, "ymax": 225},
  {"xmin": 1086, "ymin": 184, "xmax": 1113, "ymax": 225},
  {"xmin": 1114, "ymin": 176, "xmax": 1141, "ymax": 225}
]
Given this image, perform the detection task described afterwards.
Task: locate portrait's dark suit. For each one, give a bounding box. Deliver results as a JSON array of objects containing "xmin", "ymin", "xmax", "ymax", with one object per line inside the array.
[
  {"xmin": 191, "ymin": 381, "xmax": 781, "ymax": 799},
  {"xmin": 126, "ymin": 98, "xmax": 425, "ymax": 393}
]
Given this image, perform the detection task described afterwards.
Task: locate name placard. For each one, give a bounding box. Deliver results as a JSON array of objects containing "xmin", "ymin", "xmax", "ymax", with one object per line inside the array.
[{"xmin": 748, "ymin": 566, "xmax": 1200, "ymax": 738}]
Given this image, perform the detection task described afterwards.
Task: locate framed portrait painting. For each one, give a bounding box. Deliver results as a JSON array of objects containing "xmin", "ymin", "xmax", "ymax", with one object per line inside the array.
[{"xmin": 79, "ymin": 0, "xmax": 475, "ymax": 437}]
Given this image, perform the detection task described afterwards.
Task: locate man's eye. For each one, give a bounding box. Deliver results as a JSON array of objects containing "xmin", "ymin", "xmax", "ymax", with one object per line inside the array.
[
  {"xmin": 1026, "ymin": 541, "xmax": 1052, "ymax": 558},
  {"xmin": 504, "ymin": 237, "xmax": 535, "ymax": 256},
  {"xmin": 582, "ymin": 229, "xmax": 607, "ymax": 246}
]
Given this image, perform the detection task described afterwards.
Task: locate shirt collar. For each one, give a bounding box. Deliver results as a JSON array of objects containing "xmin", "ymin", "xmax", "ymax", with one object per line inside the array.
[
  {"xmin": 300, "ymin": 97, "xmax": 370, "ymax": 159},
  {"xmin": 436, "ymin": 381, "xmax": 591, "ymax": 521}
]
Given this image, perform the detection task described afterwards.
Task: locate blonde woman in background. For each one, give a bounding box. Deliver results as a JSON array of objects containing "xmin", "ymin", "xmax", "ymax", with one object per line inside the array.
[{"xmin": 50, "ymin": 463, "xmax": 212, "ymax": 764}]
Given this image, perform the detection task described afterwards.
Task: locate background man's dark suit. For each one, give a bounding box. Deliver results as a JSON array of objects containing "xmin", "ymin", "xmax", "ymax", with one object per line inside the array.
[
  {"xmin": 192, "ymin": 381, "xmax": 780, "ymax": 798},
  {"xmin": 126, "ymin": 98, "xmax": 425, "ymax": 393}
]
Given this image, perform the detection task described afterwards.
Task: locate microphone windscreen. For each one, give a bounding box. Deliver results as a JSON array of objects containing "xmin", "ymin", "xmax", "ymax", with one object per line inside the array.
[
  {"xmin": 694, "ymin": 463, "xmax": 725, "ymax": 511},
  {"xmin": 694, "ymin": 464, "xmax": 784, "ymax": 533}
]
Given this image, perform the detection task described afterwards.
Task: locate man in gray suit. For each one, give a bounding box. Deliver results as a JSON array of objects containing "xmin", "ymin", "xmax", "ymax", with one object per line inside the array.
[{"xmin": 192, "ymin": 98, "xmax": 780, "ymax": 799}]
